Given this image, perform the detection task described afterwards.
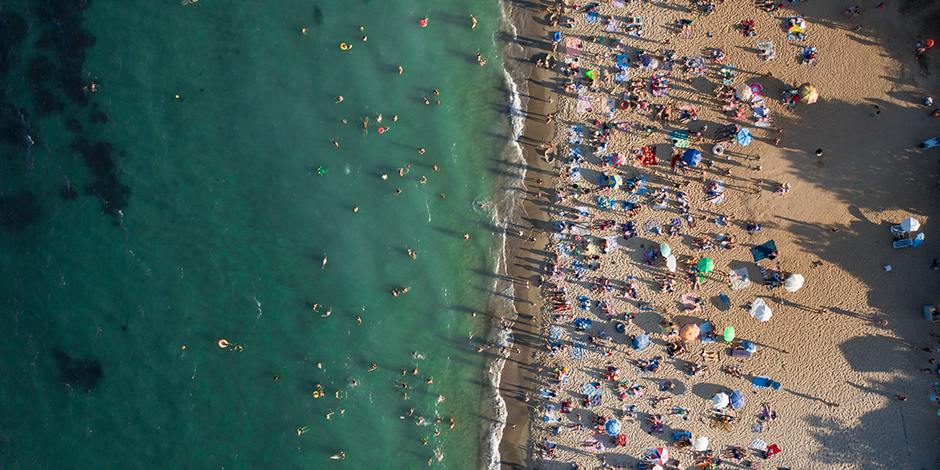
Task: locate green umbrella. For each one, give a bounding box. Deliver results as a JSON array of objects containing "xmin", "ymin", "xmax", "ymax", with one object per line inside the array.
[
  {"xmin": 660, "ymin": 243, "xmax": 672, "ymax": 258},
  {"xmin": 723, "ymin": 326, "xmax": 735, "ymax": 342},
  {"xmin": 698, "ymin": 258, "xmax": 714, "ymax": 273}
]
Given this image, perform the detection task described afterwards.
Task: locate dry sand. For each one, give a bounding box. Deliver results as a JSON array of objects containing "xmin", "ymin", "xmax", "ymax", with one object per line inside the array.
[{"xmin": 499, "ymin": 0, "xmax": 940, "ymax": 469}]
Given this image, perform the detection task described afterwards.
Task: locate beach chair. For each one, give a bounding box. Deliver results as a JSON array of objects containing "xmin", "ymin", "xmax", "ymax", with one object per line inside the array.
[{"xmin": 893, "ymin": 238, "xmax": 914, "ymax": 248}]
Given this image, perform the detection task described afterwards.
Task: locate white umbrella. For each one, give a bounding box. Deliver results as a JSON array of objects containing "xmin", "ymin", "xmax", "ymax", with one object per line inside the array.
[
  {"xmin": 784, "ymin": 274, "xmax": 804, "ymax": 293},
  {"xmin": 713, "ymin": 392, "xmax": 729, "ymax": 409},
  {"xmin": 901, "ymin": 217, "xmax": 920, "ymax": 232},
  {"xmin": 750, "ymin": 297, "xmax": 772, "ymax": 322},
  {"xmin": 693, "ymin": 436, "xmax": 710, "ymax": 452},
  {"xmin": 666, "ymin": 255, "xmax": 677, "ymax": 272}
]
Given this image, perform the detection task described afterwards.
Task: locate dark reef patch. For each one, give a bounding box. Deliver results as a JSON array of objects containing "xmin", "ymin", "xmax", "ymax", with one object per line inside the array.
[
  {"xmin": 52, "ymin": 348, "xmax": 103, "ymax": 393},
  {"xmin": 0, "ymin": 191, "xmax": 40, "ymax": 230}
]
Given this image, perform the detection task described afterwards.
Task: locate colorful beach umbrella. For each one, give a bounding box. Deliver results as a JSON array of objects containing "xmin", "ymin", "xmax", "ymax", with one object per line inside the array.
[
  {"xmin": 749, "ymin": 83, "xmax": 763, "ymax": 96},
  {"xmin": 729, "ymin": 390, "xmax": 745, "ymax": 409},
  {"xmin": 606, "ymin": 419, "xmax": 621, "ymax": 435},
  {"xmin": 723, "ymin": 326, "xmax": 735, "ymax": 342},
  {"xmin": 698, "ymin": 258, "xmax": 714, "ymax": 273},
  {"xmin": 735, "ymin": 84, "xmax": 753, "ymax": 101},
  {"xmin": 611, "ymin": 153, "xmax": 627, "ymax": 167},
  {"xmin": 660, "ymin": 243, "xmax": 672, "ymax": 258},
  {"xmin": 742, "ymin": 341, "xmax": 757, "ymax": 353},
  {"xmin": 901, "ymin": 217, "xmax": 920, "ymax": 232},
  {"xmin": 799, "ymin": 84, "xmax": 818, "ymax": 104},
  {"xmin": 682, "ymin": 149, "xmax": 702, "ymax": 166},
  {"xmin": 736, "ymin": 127, "xmax": 753, "ymax": 146},
  {"xmin": 649, "ymin": 448, "xmax": 669, "ymax": 465},
  {"xmin": 679, "ymin": 323, "xmax": 700, "ymax": 342},
  {"xmin": 784, "ymin": 273, "xmax": 804, "ymax": 292},
  {"xmin": 606, "ymin": 174, "xmax": 623, "ymax": 189}
]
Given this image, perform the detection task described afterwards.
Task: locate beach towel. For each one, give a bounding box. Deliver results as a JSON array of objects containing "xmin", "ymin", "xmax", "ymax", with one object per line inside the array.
[
  {"xmin": 683, "ymin": 56, "xmax": 706, "ymax": 76},
  {"xmin": 659, "ymin": 50, "xmax": 675, "ymax": 71},
  {"xmin": 568, "ymin": 146, "xmax": 581, "ymax": 161},
  {"xmin": 651, "ymin": 73, "xmax": 670, "ymax": 97},
  {"xmin": 729, "ymin": 267, "xmax": 751, "ymax": 290},
  {"xmin": 751, "ymin": 376, "xmax": 781, "ymax": 390},
  {"xmin": 604, "ymin": 99, "xmax": 616, "ymax": 117},
  {"xmin": 750, "ymin": 438, "xmax": 768, "ymax": 452},
  {"xmin": 540, "ymin": 388, "xmax": 558, "ymax": 399},
  {"xmin": 785, "ymin": 17, "xmax": 807, "ymax": 40},
  {"xmin": 549, "ymin": 326, "xmax": 563, "ymax": 341},
  {"xmin": 640, "ymin": 146, "xmax": 657, "ymax": 166},
  {"xmin": 625, "ymin": 176, "xmax": 646, "ymax": 195},
  {"xmin": 577, "ymin": 95, "xmax": 592, "ymax": 114},
  {"xmin": 603, "ymin": 236, "xmax": 619, "ymax": 252},
  {"xmin": 615, "ymin": 54, "xmax": 630, "ymax": 82},
  {"xmin": 612, "ymin": 0, "xmax": 625, "ymax": 7},
  {"xmin": 582, "ymin": 382, "xmax": 603, "ymax": 398},
  {"xmin": 625, "ymin": 16, "xmax": 643, "ymax": 37},
  {"xmin": 570, "ymin": 222, "xmax": 589, "ymax": 236},
  {"xmin": 565, "ymin": 37, "xmax": 582, "ymax": 56},
  {"xmin": 706, "ymin": 180, "xmax": 724, "ymax": 204},
  {"xmin": 751, "ymin": 423, "xmax": 763, "ymax": 433},
  {"xmin": 570, "ymin": 160, "xmax": 581, "ymax": 182},
  {"xmin": 568, "ymin": 124, "xmax": 583, "ymax": 144},
  {"xmin": 750, "ymin": 240, "xmax": 777, "ymax": 262},
  {"xmin": 583, "ymin": 439, "xmax": 605, "ymax": 451},
  {"xmin": 652, "ymin": 188, "xmax": 669, "ymax": 210},
  {"xmin": 757, "ymin": 41, "xmax": 775, "ymax": 60},
  {"xmin": 681, "ymin": 292, "xmax": 701, "ymax": 311},
  {"xmin": 585, "ymin": 11, "xmax": 599, "ymax": 24},
  {"xmin": 571, "ymin": 339, "xmax": 586, "ymax": 360},
  {"xmin": 669, "ymin": 129, "xmax": 689, "ymax": 148},
  {"xmin": 643, "ymin": 220, "xmax": 662, "ymax": 235},
  {"xmin": 605, "ymin": 17, "xmax": 617, "ymax": 32}
]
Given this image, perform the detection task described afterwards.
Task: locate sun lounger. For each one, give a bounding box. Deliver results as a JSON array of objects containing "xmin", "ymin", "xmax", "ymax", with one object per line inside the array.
[{"xmin": 893, "ymin": 238, "xmax": 914, "ymax": 248}]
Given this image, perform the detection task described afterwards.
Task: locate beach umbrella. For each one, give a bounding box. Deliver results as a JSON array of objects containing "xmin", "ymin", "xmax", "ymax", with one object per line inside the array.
[
  {"xmin": 643, "ymin": 55, "xmax": 659, "ymax": 69},
  {"xmin": 914, "ymin": 232, "xmax": 925, "ymax": 248},
  {"xmin": 713, "ymin": 392, "xmax": 729, "ymax": 409},
  {"xmin": 698, "ymin": 258, "xmax": 714, "ymax": 273},
  {"xmin": 693, "ymin": 436, "xmax": 710, "ymax": 452},
  {"xmin": 649, "ymin": 448, "xmax": 669, "ymax": 465},
  {"xmin": 606, "ymin": 174, "xmax": 623, "ymax": 189},
  {"xmin": 605, "ymin": 418, "xmax": 621, "ymax": 435},
  {"xmin": 611, "ymin": 153, "xmax": 627, "ymax": 167},
  {"xmin": 750, "ymin": 297, "xmax": 772, "ymax": 322},
  {"xmin": 729, "ymin": 390, "xmax": 745, "ymax": 409},
  {"xmin": 901, "ymin": 217, "xmax": 920, "ymax": 232},
  {"xmin": 682, "ymin": 149, "xmax": 702, "ymax": 166},
  {"xmin": 735, "ymin": 84, "xmax": 753, "ymax": 101},
  {"xmin": 749, "ymin": 83, "xmax": 763, "ymax": 96},
  {"xmin": 736, "ymin": 127, "xmax": 753, "ymax": 146},
  {"xmin": 799, "ymin": 84, "xmax": 818, "ymax": 104},
  {"xmin": 679, "ymin": 323, "xmax": 700, "ymax": 342},
  {"xmin": 742, "ymin": 340, "xmax": 757, "ymax": 353},
  {"xmin": 633, "ymin": 333, "xmax": 651, "ymax": 351},
  {"xmin": 660, "ymin": 243, "xmax": 672, "ymax": 258},
  {"xmin": 784, "ymin": 274, "xmax": 804, "ymax": 293},
  {"xmin": 723, "ymin": 326, "xmax": 735, "ymax": 342},
  {"xmin": 652, "ymin": 467, "xmax": 663, "ymax": 470},
  {"xmin": 666, "ymin": 255, "xmax": 677, "ymax": 272}
]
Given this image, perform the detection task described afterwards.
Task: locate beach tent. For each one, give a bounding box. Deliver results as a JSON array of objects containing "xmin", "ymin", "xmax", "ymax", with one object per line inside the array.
[
  {"xmin": 649, "ymin": 448, "xmax": 669, "ymax": 465},
  {"xmin": 799, "ymin": 84, "xmax": 818, "ymax": 104},
  {"xmin": 901, "ymin": 217, "xmax": 920, "ymax": 232},
  {"xmin": 750, "ymin": 297, "xmax": 772, "ymax": 322},
  {"xmin": 680, "ymin": 323, "xmax": 700, "ymax": 342},
  {"xmin": 742, "ymin": 341, "xmax": 757, "ymax": 353},
  {"xmin": 666, "ymin": 255, "xmax": 677, "ymax": 272},
  {"xmin": 729, "ymin": 390, "xmax": 745, "ymax": 409},
  {"xmin": 736, "ymin": 127, "xmax": 753, "ymax": 146},
  {"xmin": 723, "ymin": 326, "xmax": 735, "ymax": 342},
  {"xmin": 660, "ymin": 243, "xmax": 672, "ymax": 258},
  {"xmin": 682, "ymin": 149, "xmax": 702, "ymax": 166},
  {"xmin": 735, "ymin": 84, "xmax": 753, "ymax": 101},
  {"xmin": 606, "ymin": 419, "xmax": 621, "ymax": 435},
  {"xmin": 729, "ymin": 267, "xmax": 751, "ymax": 290},
  {"xmin": 633, "ymin": 333, "xmax": 651, "ymax": 351},
  {"xmin": 698, "ymin": 258, "xmax": 714, "ymax": 273},
  {"xmin": 713, "ymin": 392, "xmax": 729, "ymax": 409},
  {"xmin": 694, "ymin": 436, "xmax": 709, "ymax": 452},
  {"xmin": 784, "ymin": 274, "xmax": 804, "ymax": 292}
]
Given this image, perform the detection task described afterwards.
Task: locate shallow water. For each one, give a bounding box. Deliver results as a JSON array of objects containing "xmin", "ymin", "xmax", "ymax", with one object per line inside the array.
[{"xmin": 0, "ymin": 0, "xmax": 523, "ymax": 468}]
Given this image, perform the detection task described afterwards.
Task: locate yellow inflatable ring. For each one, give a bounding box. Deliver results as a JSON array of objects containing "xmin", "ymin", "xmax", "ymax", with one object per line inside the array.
[{"xmin": 340, "ymin": 43, "xmax": 349, "ymax": 50}]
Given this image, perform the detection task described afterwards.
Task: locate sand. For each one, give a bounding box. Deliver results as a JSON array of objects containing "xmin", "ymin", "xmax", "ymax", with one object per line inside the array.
[{"xmin": 499, "ymin": 0, "xmax": 940, "ymax": 469}]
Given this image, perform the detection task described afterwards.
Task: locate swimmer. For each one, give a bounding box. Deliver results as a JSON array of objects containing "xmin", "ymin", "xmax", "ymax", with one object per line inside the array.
[
  {"xmin": 434, "ymin": 431, "xmax": 440, "ymax": 436},
  {"xmin": 413, "ymin": 367, "xmax": 418, "ymax": 375},
  {"xmin": 426, "ymin": 377, "xmax": 433, "ymax": 384},
  {"xmin": 357, "ymin": 315, "xmax": 362, "ymax": 325},
  {"xmin": 332, "ymin": 140, "xmax": 339, "ymax": 147},
  {"xmin": 392, "ymin": 115, "xmax": 398, "ymax": 122},
  {"xmin": 335, "ymin": 95, "xmax": 343, "ymax": 103},
  {"xmin": 435, "ymin": 100, "xmax": 440, "ymax": 105},
  {"xmin": 398, "ymin": 66, "xmax": 403, "ymax": 74},
  {"xmin": 298, "ymin": 426, "xmax": 309, "ymax": 435},
  {"xmin": 369, "ymin": 363, "xmax": 377, "ymax": 371},
  {"xmin": 433, "ymin": 89, "xmax": 439, "ymax": 96},
  {"xmin": 432, "ymin": 165, "xmax": 439, "ymax": 171},
  {"xmin": 423, "ymin": 97, "xmax": 430, "ymax": 105},
  {"xmin": 396, "ymin": 188, "xmax": 402, "ymax": 194},
  {"xmin": 353, "ymin": 206, "xmax": 358, "ymax": 213},
  {"xmin": 382, "ymin": 174, "xmax": 388, "ymax": 180},
  {"xmin": 362, "ymin": 36, "xmax": 367, "ymax": 41},
  {"xmin": 419, "ymin": 176, "xmax": 427, "ymax": 184},
  {"xmin": 341, "ymin": 119, "xmax": 347, "ymax": 124},
  {"xmin": 362, "ymin": 117, "xmax": 369, "ymax": 129},
  {"xmin": 402, "ymin": 370, "xmax": 407, "ymax": 376},
  {"xmin": 377, "ymin": 114, "xmax": 383, "ymax": 123},
  {"xmin": 359, "ymin": 26, "xmax": 364, "ymax": 31},
  {"xmin": 449, "ymin": 418, "xmax": 455, "ymax": 429},
  {"xmin": 273, "ymin": 374, "xmax": 278, "ymax": 381},
  {"xmin": 398, "ymin": 382, "xmax": 409, "ymax": 389},
  {"xmin": 322, "ymin": 307, "xmax": 331, "ymax": 317},
  {"xmin": 417, "ymin": 417, "xmax": 425, "ymax": 425},
  {"xmin": 399, "ymin": 168, "xmax": 405, "ymax": 177},
  {"xmin": 463, "ymin": 233, "xmax": 470, "ymax": 240},
  {"xmin": 302, "ymin": 28, "xmax": 308, "ymax": 35},
  {"xmin": 477, "ymin": 53, "xmax": 486, "ymax": 66},
  {"xmin": 329, "ymin": 452, "xmax": 345, "ymax": 460},
  {"xmin": 322, "ymin": 254, "xmax": 327, "ymax": 269},
  {"xmin": 403, "ymin": 392, "xmax": 408, "ymax": 399},
  {"xmin": 326, "ymin": 412, "xmax": 334, "ymax": 419},
  {"xmin": 471, "ymin": 14, "xmax": 477, "ymax": 28},
  {"xmin": 419, "ymin": 148, "xmax": 426, "ymax": 154},
  {"xmin": 437, "ymin": 395, "xmax": 444, "ymax": 402},
  {"xmin": 335, "ymin": 390, "xmax": 343, "ymax": 398},
  {"xmin": 441, "ymin": 193, "xmax": 446, "ymax": 199}
]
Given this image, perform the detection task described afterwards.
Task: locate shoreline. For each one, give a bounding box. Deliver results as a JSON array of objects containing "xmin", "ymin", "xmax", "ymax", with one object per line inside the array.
[{"xmin": 497, "ymin": 0, "xmax": 556, "ymax": 468}]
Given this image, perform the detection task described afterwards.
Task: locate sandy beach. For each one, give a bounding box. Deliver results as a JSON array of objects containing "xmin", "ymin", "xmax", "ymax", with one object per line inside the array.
[{"xmin": 499, "ymin": 0, "xmax": 940, "ymax": 468}]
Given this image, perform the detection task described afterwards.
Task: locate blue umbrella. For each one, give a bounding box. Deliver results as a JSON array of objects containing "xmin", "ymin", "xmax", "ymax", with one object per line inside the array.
[
  {"xmin": 742, "ymin": 341, "xmax": 757, "ymax": 353},
  {"xmin": 633, "ymin": 333, "xmax": 651, "ymax": 351},
  {"xmin": 605, "ymin": 419, "xmax": 621, "ymax": 435},
  {"xmin": 737, "ymin": 128, "xmax": 753, "ymax": 146},
  {"xmin": 914, "ymin": 232, "xmax": 925, "ymax": 248},
  {"xmin": 682, "ymin": 149, "xmax": 702, "ymax": 166},
  {"xmin": 730, "ymin": 390, "xmax": 745, "ymax": 409}
]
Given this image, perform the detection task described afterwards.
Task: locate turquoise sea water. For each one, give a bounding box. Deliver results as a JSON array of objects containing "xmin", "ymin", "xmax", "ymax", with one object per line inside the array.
[{"xmin": 0, "ymin": 0, "xmax": 525, "ymax": 468}]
